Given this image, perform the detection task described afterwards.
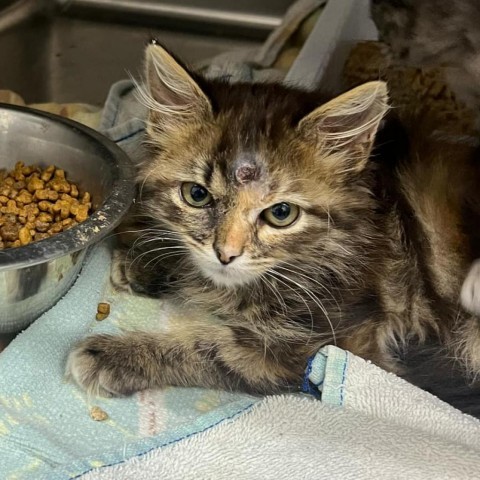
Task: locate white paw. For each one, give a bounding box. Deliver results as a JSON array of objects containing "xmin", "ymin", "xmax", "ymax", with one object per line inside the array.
[
  {"xmin": 65, "ymin": 334, "xmax": 151, "ymax": 397},
  {"xmin": 461, "ymin": 259, "xmax": 480, "ymax": 314}
]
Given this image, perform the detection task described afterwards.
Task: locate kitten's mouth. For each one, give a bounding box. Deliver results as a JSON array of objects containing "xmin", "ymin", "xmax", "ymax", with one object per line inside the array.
[{"xmin": 194, "ymin": 253, "xmax": 259, "ymax": 288}]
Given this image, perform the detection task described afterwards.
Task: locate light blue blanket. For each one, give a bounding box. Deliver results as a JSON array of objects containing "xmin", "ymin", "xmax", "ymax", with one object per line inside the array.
[{"xmin": 0, "ymin": 243, "xmax": 257, "ymax": 479}]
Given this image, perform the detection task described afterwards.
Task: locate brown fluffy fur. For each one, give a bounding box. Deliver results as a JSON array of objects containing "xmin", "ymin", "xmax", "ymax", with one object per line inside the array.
[{"xmin": 66, "ymin": 43, "xmax": 480, "ymax": 403}]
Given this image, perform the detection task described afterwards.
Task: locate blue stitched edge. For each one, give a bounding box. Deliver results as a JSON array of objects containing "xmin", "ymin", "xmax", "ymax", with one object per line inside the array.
[
  {"xmin": 302, "ymin": 355, "xmax": 321, "ymax": 399},
  {"xmin": 340, "ymin": 350, "xmax": 348, "ymax": 405},
  {"xmin": 302, "ymin": 355, "xmax": 314, "ymax": 393},
  {"xmin": 114, "ymin": 128, "xmax": 145, "ymax": 143},
  {"xmin": 71, "ymin": 402, "xmax": 255, "ymax": 479},
  {"xmin": 110, "ymin": 84, "xmax": 135, "ymax": 129}
]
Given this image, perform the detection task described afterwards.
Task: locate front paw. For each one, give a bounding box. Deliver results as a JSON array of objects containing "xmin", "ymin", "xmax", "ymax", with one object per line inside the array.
[{"xmin": 66, "ymin": 334, "xmax": 154, "ymax": 397}]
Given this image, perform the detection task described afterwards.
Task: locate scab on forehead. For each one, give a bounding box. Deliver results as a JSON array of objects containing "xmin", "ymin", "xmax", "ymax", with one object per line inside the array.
[{"xmin": 234, "ymin": 159, "xmax": 260, "ymax": 185}]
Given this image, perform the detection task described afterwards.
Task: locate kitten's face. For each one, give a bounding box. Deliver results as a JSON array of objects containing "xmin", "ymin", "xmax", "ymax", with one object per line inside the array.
[
  {"xmin": 137, "ymin": 44, "xmax": 388, "ymax": 288},
  {"xmin": 143, "ymin": 124, "xmax": 336, "ymax": 287}
]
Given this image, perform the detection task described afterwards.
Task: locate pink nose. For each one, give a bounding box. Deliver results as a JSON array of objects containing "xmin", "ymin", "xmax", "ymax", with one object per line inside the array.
[{"xmin": 215, "ymin": 245, "xmax": 242, "ymax": 265}]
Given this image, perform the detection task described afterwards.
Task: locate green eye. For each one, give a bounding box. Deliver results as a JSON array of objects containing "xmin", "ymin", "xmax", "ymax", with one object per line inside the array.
[
  {"xmin": 181, "ymin": 182, "xmax": 212, "ymax": 207},
  {"xmin": 262, "ymin": 202, "xmax": 300, "ymax": 228}
]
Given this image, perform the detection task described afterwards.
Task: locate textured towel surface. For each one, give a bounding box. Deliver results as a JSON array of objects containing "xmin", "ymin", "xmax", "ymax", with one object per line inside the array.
[{"xmin": 81, "ymin": 348, "xmax": 480, "ymax": 480}]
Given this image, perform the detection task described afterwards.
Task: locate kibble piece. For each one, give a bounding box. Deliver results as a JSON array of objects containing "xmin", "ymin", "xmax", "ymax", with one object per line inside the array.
[
  {"xmin": 3, "ymin": 177, "xmax": 14, "ymax": 187},
  {"xmin": 18, "ymin": 227, "xmax": 32, "ymax": 246},
  {"xmin": 81, "ymin": 192, "xmax": 91, "ymax": 205},
  {"xmin": 24, "ymin": 203, "xmax": 40, "ymax": 223},
  {"xmin": 97, "ymin": 302, "xmax": 110, "ymax": 315},
  {"xmin": 70, "ymin": 183, "xmax": 79, "ymax": 198},
  {"xmin": 96, "ymin": 302, "xmax": 111, "ymax": 321},
  {"xmin": 54, "ymin": 199, "xmax": 72, "ymax": 220},
  {"xmin": 21, "ymin": 164, "xmax": 37, "ymax": 176},
  {"xmin": 4, "ymin": 213, "xmax": 17, "ymax": 224},
  {"xmin": 75, "ymin": 204, "xmax": 89, "ymax": 223},
  {"xmin": 37, "ymin": 212, "xmax": 53, "ymax": 223},
  {"xmin": 54, "ymin": 169, "xmax": 65, "ymax": 179},
  {"xmin": 8, "ymin": 188, "xmax": 18, "ymax": 200},
  {"xmin": 90, "ymin": 406, "xmax": 108, "ymax": 422},
  {"xmin": 40, "ymin": 165, "xmax": 55, "ymax": 182},
  {"xmin": 27, "ymin": 176, "xmax": 45, "ymax": 193},
  {"xmin": 38, "ymin": 200, "xmax": 54, "ymax": 213},
  {"xmin": 0, "ymin": 224, "xmax": 19, "ymax": 242},
  {"xmin": 35, "ymin": 188, "xmax": 59, "ymax": 201},
  {"xmin": 34, "ymin": 220, "xmax": 50, "ymax": 232},
  {"xmin": 16, "ymin": 191, "xmax": 33, "ymax": 204},
  {"xmin": 4, "ymin": 200, "xmax": 19, "ymax": 215},
  {"xmin": 49, "ymin": 222, "xmax": 63, "ymax": 234}
]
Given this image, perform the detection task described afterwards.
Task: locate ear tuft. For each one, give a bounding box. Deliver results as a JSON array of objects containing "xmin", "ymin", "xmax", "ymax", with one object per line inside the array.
[
  {"xmin": 135, "ymin": 43, "xmax": 212, "ymax": 132},
  {"xmin": 299, "ymin": 81, "xmax": 389, "ymax": 158}
]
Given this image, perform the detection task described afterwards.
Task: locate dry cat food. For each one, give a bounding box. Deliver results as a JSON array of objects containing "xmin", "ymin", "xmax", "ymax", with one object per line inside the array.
[
  {"xmin": 89, "ymin": 405, "xmax": 109, "ymax": 422},
  {"xmin": 0, "ymin": 162, "xmax": 92, "ymax": 249},
  {"xmin": 96, "ymin": 302, "xmax": 110, "ymax": 321}
]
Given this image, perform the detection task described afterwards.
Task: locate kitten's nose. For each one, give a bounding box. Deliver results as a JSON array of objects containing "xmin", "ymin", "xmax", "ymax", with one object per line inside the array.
[{"xmin": 215, "ymin": 246, "xmax": 241, "ymax": 265}]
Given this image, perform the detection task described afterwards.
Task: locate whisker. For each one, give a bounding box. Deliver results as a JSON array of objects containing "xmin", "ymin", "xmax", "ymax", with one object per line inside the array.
[
  {"xmin": 141, "ymin": 246, "xmax": 189, "ymax": 269},
  {"xmin": 147, "ymin": 251, "xmax": 187, "ymax": 269},
  {"xmin": 268, "ymin": 269, "xmax": 337, "ymax": 346},
  {"xmin": 264, "ymin": 271, "xmax": 315, "ymax": 343},
  {"xmin": 275, "ymin": 263, "xmax": 342, "ymax": 315},
  {"xmin": 260, "ymin": 275, "xmax": 288, "ymax": 317}
]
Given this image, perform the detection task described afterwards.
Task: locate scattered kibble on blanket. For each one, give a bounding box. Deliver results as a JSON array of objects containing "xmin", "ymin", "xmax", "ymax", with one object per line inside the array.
[
  {"xmin": 90, "ymin": 406, "xmax": 109, "ymax": 421},
  {"xmin": 96, "ymin": 302, "xmax": 110, "ymax": 321},
  {"xmin": 0, "ymin": 162, "xmax": 92, "ymax": 249}
]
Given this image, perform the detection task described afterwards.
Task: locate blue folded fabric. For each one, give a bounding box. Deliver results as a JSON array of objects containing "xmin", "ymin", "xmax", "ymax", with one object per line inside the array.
[{"xmin": 305, "ymin": 346, "xmax": 350, "ymax": 406}]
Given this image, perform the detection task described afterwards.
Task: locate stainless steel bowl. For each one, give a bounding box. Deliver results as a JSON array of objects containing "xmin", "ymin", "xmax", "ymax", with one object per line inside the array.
[{"xmin": 0, "ymin": 103, "xmax": 135, "ymax": 333}]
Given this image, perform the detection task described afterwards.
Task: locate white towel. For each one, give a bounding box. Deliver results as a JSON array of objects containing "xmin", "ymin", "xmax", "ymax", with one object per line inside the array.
[{"xmin": 81, "ymin": 347, "xmax": 480, "ymax": 480}]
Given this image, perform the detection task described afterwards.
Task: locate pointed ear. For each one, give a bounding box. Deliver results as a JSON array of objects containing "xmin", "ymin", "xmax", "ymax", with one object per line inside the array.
[
  {"xmin": 298, "ymin": 81, "xmax": 389, "ymax": 163},
  {"xmin": 138, "ymin": 42, "xmax": 212, "ymax": 132}
]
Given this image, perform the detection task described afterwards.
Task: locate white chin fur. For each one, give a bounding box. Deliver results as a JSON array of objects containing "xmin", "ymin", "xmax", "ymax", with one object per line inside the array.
[
  {"xmin": 200, "ymin": 264, "xmax": 258, "ymax": 288},
  {"xmin": 192, "ymin": 252, "xmax": 258, "ymax": 288}
]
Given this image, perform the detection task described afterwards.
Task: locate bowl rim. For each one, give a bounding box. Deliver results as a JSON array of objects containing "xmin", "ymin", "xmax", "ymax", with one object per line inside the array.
[{"xmin": 0, "ymin": 103, "xmax": 136, "ymax": 271}]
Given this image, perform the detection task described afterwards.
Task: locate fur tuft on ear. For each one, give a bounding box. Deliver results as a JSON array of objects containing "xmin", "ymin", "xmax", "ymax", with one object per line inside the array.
[
  {"xmin": 298, "ymin": 81, "xmax": 390, "ymax": 164},
  {"xmin": 135, "ymin": 43, "xmax": 212, "ymax": 133}
]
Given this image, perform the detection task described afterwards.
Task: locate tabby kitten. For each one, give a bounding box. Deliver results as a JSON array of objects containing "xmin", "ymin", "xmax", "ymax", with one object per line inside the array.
[{"xmin": 66, "ymin": 43, "xmax": 480, "ymax": 409}]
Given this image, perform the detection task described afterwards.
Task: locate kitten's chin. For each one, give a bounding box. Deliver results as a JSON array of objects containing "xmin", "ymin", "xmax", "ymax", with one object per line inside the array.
[{"xmin": 197, "ymin": 262, "xmax": 259, "ymax": 288}]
